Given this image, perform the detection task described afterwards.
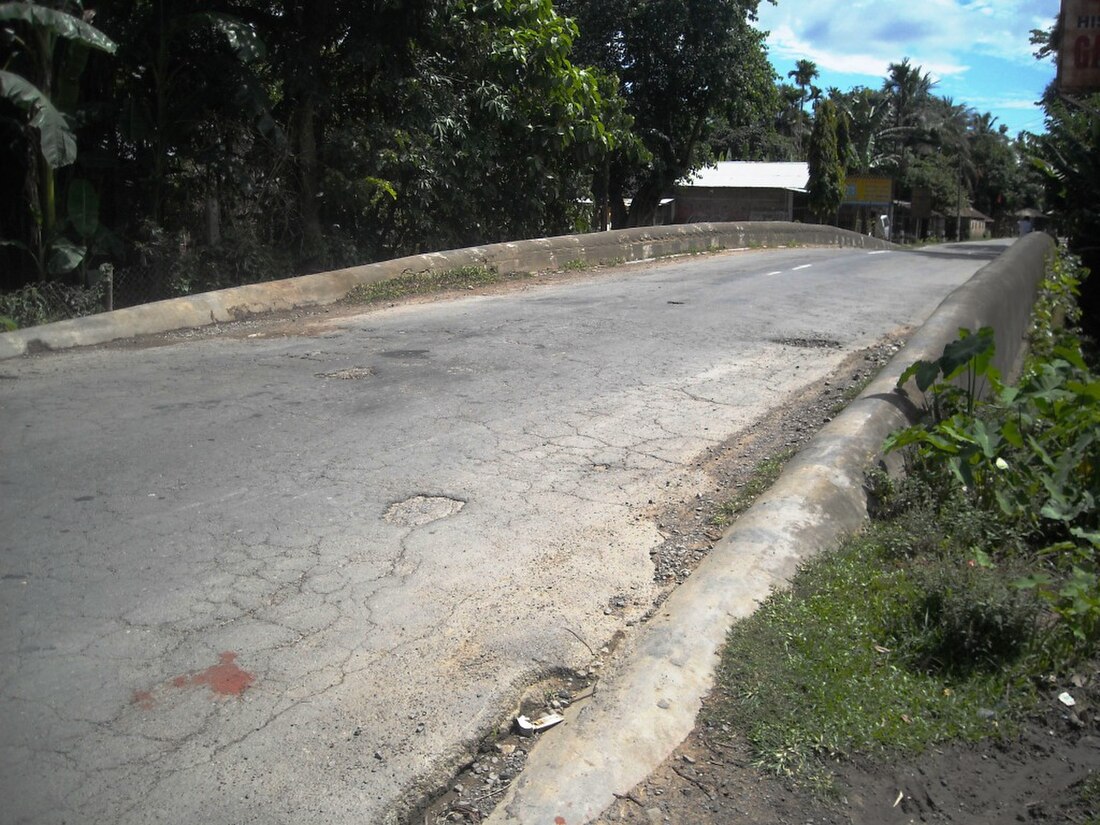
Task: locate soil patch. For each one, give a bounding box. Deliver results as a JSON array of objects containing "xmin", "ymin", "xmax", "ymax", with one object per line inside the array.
[{"xmin": 595, "ymin": 670, "xmax": 1100, "ymax": 824}]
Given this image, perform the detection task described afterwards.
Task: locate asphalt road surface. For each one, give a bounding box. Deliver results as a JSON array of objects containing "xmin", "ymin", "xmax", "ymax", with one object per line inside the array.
[{"xmin": 0, "ymin": 241, "xmax": 1006, "ymax": 824}]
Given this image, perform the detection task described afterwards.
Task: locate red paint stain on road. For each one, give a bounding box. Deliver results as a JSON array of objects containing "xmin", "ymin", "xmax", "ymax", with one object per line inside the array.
[
  {"xmin": 190, "ymin": 651, "xmax": 255, "ymax": 697},
  {"xmin": 132, "ymin": 689, "xmax": 155, "ymax": 710},
  {"xmin": 555, "ymin": 818, "xmax": 567, "ymax": 825},
  {"xmin": 132, "ymin": 651, "xmax": 255, "ymax": 710}
]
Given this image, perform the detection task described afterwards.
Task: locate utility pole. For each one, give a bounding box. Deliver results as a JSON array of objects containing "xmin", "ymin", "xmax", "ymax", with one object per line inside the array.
[{"xmin": 955, "ymin": 152, "xmax": 963, "ymax": 241}]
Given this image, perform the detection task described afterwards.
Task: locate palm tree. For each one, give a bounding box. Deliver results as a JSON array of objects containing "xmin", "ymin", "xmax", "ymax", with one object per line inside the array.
[
  {"xmin": 787, "ymin": 59, "xmax": 818, "ymax": 156},
  {"xmin": 931, "ymin": 97, "xmax": 976, "ymax": 237},
  {"xmin": 882, "ymin": 58, "xmax": 936, "ymax": 183},
  {"xmin": 773, "ymin": 82, "xmax": 805, "ymax": 158},
  {"xmin": 833, "ymin": 87, "xmax": 895, "ymax": 173}
]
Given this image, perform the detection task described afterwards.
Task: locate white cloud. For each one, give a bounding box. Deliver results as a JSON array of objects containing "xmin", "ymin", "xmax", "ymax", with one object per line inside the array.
[{"xmin": 755, "ymin": 0, "xmax": 1059, "ymax": 79}]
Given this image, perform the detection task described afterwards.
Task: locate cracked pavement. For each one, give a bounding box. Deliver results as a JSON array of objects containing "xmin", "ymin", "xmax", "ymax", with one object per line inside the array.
[{"xmin": 0, "ymin": 245, "xmax": 993, "ymax": 824}]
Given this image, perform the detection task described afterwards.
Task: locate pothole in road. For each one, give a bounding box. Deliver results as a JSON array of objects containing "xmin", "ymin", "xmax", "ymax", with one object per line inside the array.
[
  {"xmin": 381, "ymin": 349, "xmax": 430, "ymax": 359},
  {"xmin": 770, "ymin": 336, "xmax": 842, "ymax": 349},
  {"xmin": 384, "ymin": 495, "xmax": 466, "ymax": 527},
  {"xmin": 316, "ymin": 367, "xmax": 376, "ymax": 380}
]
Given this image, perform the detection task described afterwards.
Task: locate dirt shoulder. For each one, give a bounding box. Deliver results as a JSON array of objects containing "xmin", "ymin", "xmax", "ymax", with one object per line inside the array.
[{"xmin": 596, "ymin": 671, "xmax": 1100, "ymax": 825}]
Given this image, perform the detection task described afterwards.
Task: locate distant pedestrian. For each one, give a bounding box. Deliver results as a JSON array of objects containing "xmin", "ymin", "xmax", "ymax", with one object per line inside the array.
[{"xmin": 1017, "ymin": 218, "xmax": 1032, "ymax": 236}]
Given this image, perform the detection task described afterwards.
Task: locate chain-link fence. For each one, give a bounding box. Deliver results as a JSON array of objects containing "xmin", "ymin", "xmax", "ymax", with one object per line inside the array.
[
  {"xmin": 110, "ymin": 266, "xmax": 181, "ymax": 309},
  {"xmin": 0, "ymin": 279, "xmax": 108, "ymax": 330},
  {"xmin": 0, "ymin": 266, "xmax": 193, "ymax": 329}
]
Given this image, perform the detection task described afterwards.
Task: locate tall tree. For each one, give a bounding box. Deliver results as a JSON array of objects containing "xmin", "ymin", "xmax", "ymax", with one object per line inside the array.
[
  {"xmin": 882, "ymin": 57, "xmax": 935, "ymax": 185},
  {"xmin": 807, "ymin": 97, "xmax": 844, "ymax": 221},
  {"xmin": 559, "ymin": 0, "xmax": 775, "ymax": 226},
  {"xmin": 787, "ymin": 58, "xmax": 817, "ymax": 156}
]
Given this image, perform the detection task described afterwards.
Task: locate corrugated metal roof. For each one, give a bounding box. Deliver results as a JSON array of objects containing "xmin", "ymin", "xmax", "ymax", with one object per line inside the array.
[{"xmin": 681, "ymin": 161, "xmax": 809, "ymax": 192}]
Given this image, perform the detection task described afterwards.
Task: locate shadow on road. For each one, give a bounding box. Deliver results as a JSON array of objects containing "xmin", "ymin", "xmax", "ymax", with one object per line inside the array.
[{"xmin": 903, "ymin": 242, "xmax": 1010, "ymax": 263}]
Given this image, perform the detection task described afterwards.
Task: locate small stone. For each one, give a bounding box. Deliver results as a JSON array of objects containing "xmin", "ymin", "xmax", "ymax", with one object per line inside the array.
[
  {"xmin": 453, "ymin": 782, "xmax": 465, "ymax": 795},
  {"xmin": 657, "ymin": 698, "xmax": 672, "ymax": 709}
]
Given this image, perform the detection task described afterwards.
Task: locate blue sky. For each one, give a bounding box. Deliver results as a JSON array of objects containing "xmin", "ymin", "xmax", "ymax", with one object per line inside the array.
[{"xmin": 754, "ymin": 0, "xmax": 1061, "ymax": 137}]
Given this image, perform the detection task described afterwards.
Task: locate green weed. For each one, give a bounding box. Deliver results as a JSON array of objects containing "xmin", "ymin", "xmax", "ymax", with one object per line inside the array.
[
  {"xmin": 707, "ymin": 532, "xmax": 1033, "ymax": 789},
  {"xmin": 713, "ymin": 449, "xmax": 795, "ymax": 527},
  {"xmin": 0, "ymin": 281, "xmax": 106, "ymax": 328},
  {"xmin": 344, "ymin": 264, "xmax": 509, "ymax": 304}
]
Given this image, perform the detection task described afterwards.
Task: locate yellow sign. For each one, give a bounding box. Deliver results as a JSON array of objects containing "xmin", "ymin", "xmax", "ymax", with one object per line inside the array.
[
  {"xmin": 1059, "ymin": 0, "xmax": 1100, "ymax": 93},
  {"xmin": 842, "ymin": 177, "xmax": 892, "ymax": 206}
]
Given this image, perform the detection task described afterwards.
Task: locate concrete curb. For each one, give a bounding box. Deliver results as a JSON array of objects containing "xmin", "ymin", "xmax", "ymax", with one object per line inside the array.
[
  {"xmin": 0, "ymin": 223, "xmax": 893, "ymax": 361},
  {"xmin": 484, "ymin": 231, "xmax": 1056, "ymax": 824}
]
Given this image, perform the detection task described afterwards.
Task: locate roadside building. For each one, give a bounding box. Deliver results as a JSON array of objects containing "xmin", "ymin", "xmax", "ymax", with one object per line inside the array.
[
  {"xmin": 948, "ymin": 206, "xmax": 994, "ymax": 240},
  {"xmin": 671, "ymin": 162, "xmax": 809, "ymax": 223}
]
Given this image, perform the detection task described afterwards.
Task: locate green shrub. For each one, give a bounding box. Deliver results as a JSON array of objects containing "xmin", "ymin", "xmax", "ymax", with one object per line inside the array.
[{"xmin": 0, "ymin": 281, "xmax": 106, "ymax": 328}]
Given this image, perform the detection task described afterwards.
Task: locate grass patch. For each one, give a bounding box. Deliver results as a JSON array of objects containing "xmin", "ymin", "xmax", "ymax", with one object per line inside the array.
[
  {"xmin": 344, "ymin": 264, "xmax": 511, "ymax": 304},
  {"xmin": 706, "ymin": 505, "xmax": 1038, "ymax": 789},
  {"xmin": 713, "ymin": 448, "xmax": 795, "ymax": 527},
  {"xmin": 1076, "ymin": 772, "xmax": 1100, "ymax": 824},
  {"xmin": 690, "ymin": 241, "xmax": 726, "ymax": 255},
  {"xmin": 561, "ymin": 258, "xmax": 588, "ymax": 271}
]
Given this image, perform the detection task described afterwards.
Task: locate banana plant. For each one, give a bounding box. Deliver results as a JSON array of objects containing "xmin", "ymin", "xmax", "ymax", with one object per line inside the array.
[{"xmin": 0, "ymin": 1, "xmax": 116, "ymax": 278}]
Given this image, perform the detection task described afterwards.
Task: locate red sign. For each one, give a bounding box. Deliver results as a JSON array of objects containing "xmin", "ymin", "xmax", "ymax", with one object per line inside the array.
[{"xmin": 1059, "ymin": 0, "xmax": 1100, "ymax": 93}]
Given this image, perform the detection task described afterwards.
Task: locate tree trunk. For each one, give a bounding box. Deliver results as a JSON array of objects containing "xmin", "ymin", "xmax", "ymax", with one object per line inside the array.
[
  {"xmin": 286, "ymin": 0, "xmax": 328, "ymax": 260},
  {"xmin": 35, "ymin": 26, "xmax": 56, "ymax": 262},
  {"xmin": 293, "ymin": 96, "xmax": 324, "ymax": 255},
  {"xmin": 626, "ymin": 177, "xmax": 661, "ymax": 227},
  {"xmin": 204, "ymin": 189, "xmax": 221, "ymax": 246}
]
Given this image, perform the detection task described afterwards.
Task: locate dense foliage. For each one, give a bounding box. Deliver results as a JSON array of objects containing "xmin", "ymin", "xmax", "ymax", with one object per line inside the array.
[
  {"xmin": 885, "ymin": 252, "xmax": 1099, "ymax": 662},
  {"xmin": 0, "ymin": 0, "xmax": 649, "ymax": 302},
  {"xmin": 1026, "ymin": 23, "xmax": 1100, "ymax": 335},
  {"xmin": 806, "ymin": 97, "xmax": 843, "ymax": 221},
  {"xmin": 556, "ymin": 0, "xmax": 775, "ymax": 227}
]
